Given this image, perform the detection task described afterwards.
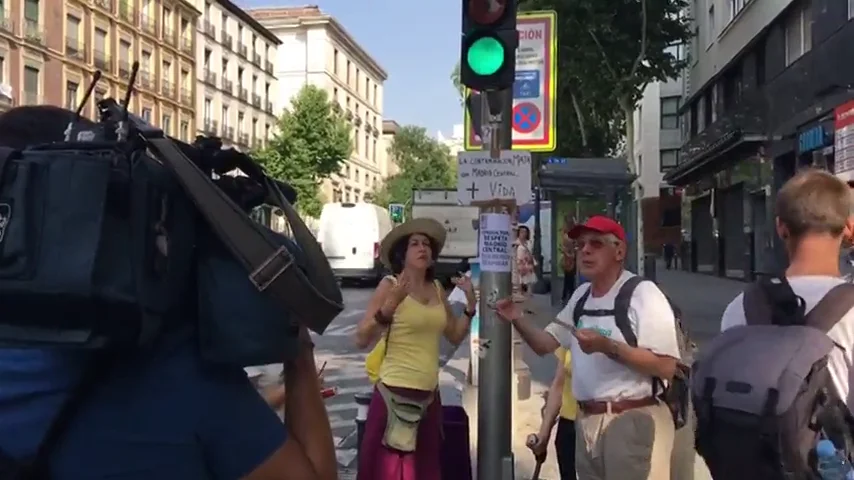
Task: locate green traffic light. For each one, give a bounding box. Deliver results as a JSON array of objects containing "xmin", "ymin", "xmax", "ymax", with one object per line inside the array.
[{"xmin": 466, "ymin": 36, "xmax": 505, "ymax": 76}]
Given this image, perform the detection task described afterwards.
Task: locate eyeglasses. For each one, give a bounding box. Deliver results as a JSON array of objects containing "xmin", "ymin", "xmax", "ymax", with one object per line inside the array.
[{"xmin": 575, "ymin": 237, "xmax": 617, "ymax": 251}]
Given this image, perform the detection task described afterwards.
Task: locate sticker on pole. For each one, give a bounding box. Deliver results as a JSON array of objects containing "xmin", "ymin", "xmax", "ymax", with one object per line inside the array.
[
  {"xmin": 478, "ymin": 213, "xmax": 512, "ymax": 273},
  {"xmin": 464, "ymin": 10, "xmax": 558, "ymax": 152},
  {"xmin": 456, "ymin": 150, "xmax": 532, "ymax": 206}
]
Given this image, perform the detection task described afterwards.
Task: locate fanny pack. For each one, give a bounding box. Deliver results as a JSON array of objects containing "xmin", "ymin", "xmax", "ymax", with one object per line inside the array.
[{"xmin": 377, "ymin": 382, "xmax": 435, "ymax": 453}]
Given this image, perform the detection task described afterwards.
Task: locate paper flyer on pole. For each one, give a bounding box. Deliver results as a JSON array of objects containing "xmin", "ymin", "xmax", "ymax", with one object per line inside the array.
[{"xmin": 478, "ymin": 213, "xmax": 512, "ymax": 273}]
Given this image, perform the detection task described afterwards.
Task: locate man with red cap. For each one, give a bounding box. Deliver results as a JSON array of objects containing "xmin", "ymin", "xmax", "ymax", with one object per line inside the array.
[{"xmin": 495, "ymin": 215, "xmax": 681, "ymax": 480}]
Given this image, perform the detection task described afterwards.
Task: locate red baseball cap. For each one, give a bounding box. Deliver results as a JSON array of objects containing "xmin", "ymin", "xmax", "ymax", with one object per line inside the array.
[{"xmin": 567, "ymin": 215, "xmax": 627, "ymax": 243}]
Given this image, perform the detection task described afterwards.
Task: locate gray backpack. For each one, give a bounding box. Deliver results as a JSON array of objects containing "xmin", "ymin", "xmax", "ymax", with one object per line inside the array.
[{"xmin": 692, "ymin": 277, "xmax": 854, "ymax": 479}]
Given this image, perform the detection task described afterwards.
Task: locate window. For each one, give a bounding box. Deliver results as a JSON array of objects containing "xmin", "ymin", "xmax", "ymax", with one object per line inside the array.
[
  {"xmin": 141, "ymin": 107, "xmax": 152, "ymax": 122},
  {"xmin": 354, "ymin": 133, "xmax": 359, "ymax": 153},
  {"xmin": 849, "ymin": 0, "xmax": 854, "ymax": 19},
  {"xmin": 364, "ymin": 173, "xmax": 369, "ymax": 185},
  {"xmin": 660, "ymin": 150, "xmax": 680, "ymax": 170},
  {"xmin": 221, "ymin": 106, "xmax": 228, "ymax": 127},
  {"xmin": 237, "ymin": 112, "xmax": 244, "ymax": 136},
  {"xmin": 0, "ymin": 55, "xmax": 5, "ymax": 83},
  {"xmin": 664, "ymin": 43, "xmax": 684, "ymax": 62},
  {"xmin": 119, "ymin": 39, "xmax": 131, "ymax": 63},
  {"xmin": 203, "ymin": 98, "xmax": 211, "ymax": 121},
  {"xmin": 180, "ymin": 120, "xmax": 189, "ymax": 141},
  {"xmin": 728, "ymin": 0, "xmax": 747, "ymax": 22},
  {"xmin": 141, "ymin": 50, "xmax": 152, "ymax": 72},
  {"xmin": 365, "ymin": 77, "xmax": 369, "ymax": 97},
  {"xmin": 333, "ymin": 49, "xmax": 338, "ymax": 74},
  {"xmin": 333, "ymin": 87, "xmax": 338, "ymax": 102},
  {"xmin": 162, "ymin": 114, "xmax": 171, "ymax": 134},
  {"xmin": 707, "ymin": 4, "xmax": 715, "ymax": 46},
  {"xmin": 221, "ymin": 60, "xmax": 228, "ymax": 79},
  {"xmin": 65, "ymin": 81, "xmax": 78, "ymax": 110},
  {"xmin": 346, "ymin": 60, "xmax": 351, "ymax": 84},
  {"xmin": 24, "ymin": 0, "xmax": 38, "ymax": 25},
  {"xmin": 638, "ymin": 155, "xmax": 643, "ymax": 173},
  {"xmin": 95, "ymin": 28, "xmax": 107, "ymax": 55},
  {"xmin": 373, "ymin": 84, "xmax": 378, "ymax": 106},
  {"xmin": 356, "ymin": 69, "xmax": 360, "ymax": 89},
  {"xmin": 785, "ymin": 0, "xmax": 812, "ymax": 66},
  {"xmin": 372, "ymin": 139, "xmax": 377, "ymax": 162},
  {"xmin": 355, "ymin": 167, "xmax": 359, "ymax": 180},
  {"xmin": 660, "ymin": 97, "xmax": 680, "ymax": 129},
  {"xmin": 66, "ymin": 15, "xmax": 80, "ymax": 44},
  {"xmin": 265, "ymin": 123, "xmax": 270, "ymax": 140},
  {"xmin": 364, "ymin": 134, "xmax": 369, "ymax": 158}
]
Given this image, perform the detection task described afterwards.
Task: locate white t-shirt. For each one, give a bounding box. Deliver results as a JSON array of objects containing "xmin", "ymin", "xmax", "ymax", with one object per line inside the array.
[
  {"xmin": 545, "ymin": 270, "xmax": 681, "ymax": 401},
  {"xmin": 720, "ymin": 276, "xmax": 854, "ymax": 409}
]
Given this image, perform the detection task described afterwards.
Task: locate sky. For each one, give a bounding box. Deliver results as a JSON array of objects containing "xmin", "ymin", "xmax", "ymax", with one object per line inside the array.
[{"xmin": 239, "ymin": 0, "xmax": 464, "ymax": 138}]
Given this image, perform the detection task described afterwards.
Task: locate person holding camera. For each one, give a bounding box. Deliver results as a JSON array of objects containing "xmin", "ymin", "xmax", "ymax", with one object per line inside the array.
[
  {"xmin": 0, "ymin": 105, "xmax": 338, "ymax": 480},
  {"xmin": 354, "ymin": 218, "xmax": 476, "ymax": 480}
]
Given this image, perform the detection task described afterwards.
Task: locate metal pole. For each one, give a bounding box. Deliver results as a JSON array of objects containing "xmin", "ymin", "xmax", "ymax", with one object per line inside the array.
[{"xmin": 477, "ymin": 88, "xmax": 515, "ymax": 480}]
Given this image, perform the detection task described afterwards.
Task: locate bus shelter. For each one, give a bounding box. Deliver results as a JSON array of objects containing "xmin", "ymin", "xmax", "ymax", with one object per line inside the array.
[{"xmin": 536, "ymin": 157, "xmax": 637, "ymax": 307}]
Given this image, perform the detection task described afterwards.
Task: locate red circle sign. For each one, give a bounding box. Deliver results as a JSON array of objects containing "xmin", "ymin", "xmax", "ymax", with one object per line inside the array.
[
  {"xmin": 513, "ymin": 102, "xmax": 541, "ymax": 134},
  {"xmin": 468, "ymin": 0, "xmax": 505, "ymax": 24}
]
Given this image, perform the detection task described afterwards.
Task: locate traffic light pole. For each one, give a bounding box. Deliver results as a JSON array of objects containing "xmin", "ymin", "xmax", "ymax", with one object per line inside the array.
[{"xmin": 477, "ymin": 88, "xmax": 515, "ymax": 480}]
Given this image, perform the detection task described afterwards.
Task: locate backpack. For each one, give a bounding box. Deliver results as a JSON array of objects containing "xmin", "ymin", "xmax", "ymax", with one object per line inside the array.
[
  {"xmin": 692, "ymin": 277, "xmax": 854, "ymax": 479},
  {"xmin": 572, "ymin": 275, "xmax": 695, "ymax": 429}
]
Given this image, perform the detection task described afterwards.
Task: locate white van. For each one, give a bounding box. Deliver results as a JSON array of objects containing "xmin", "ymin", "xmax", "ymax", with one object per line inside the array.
[{"xmin": 318, "ymin": 202, "xmax": 392, "ymax": 284}]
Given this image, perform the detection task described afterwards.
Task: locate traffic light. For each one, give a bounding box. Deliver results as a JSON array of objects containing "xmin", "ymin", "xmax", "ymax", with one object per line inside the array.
[
  {"xmin": 460, "ymin": 0, "xmax": 517, "ymax": 91},
  {"xmin": 389, "ymin": 203, "xmax": 404, "ymax": 223}
]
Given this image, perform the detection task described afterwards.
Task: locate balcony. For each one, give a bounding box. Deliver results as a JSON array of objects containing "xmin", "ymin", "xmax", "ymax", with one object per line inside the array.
[
  {"xmin": 181, "ymin": 37, "xmax": 193, "ymax": 53},
  {"xmin": 222, "ymin": 78, "xmax": 233, "ymax": 93},
  {"xmin": 94, "ymin": 0, "xmax": 113, "ymax": 12},
  {"xmin": 265, "ymin": 61, "xmax": 273, "ymax": 74},
  {"xmin": 65, "ymin": 36, "xmax": 86, "ymax": 62},
  {"xmin": 224, "ymin": 126, "xmax": 234, "ymax": 140},
  {"xmin": 266, "ymin": 101, "xmax": 273, "ymax": 113},
  {"xmin": 203, "ymin": 119, "xmax": 218, "ymax": 135},
  {"xmin": 181, "ymin": 90, "xmax": 193, "ymax": 106},
  {"xmin": 201, "ymin": 20, "xmax": 215, "ymax": 39},
  {"xmin": 23, "ymin": 20, "xmax": 43, "ymax": 46},
  {"xmin": 253, "ymin": 53, "xmax": 261, "ymax": 66},
  {"xmin": 203, "ymin": 69, "xmax": 217, "ymax": 86},
  {"xmin": 118, "ymin": 60, "xmax": 131, "ymax": 79},
  {"xmin": 163, "ymin": 26, "xmax": 175, "ymax": 45},
  {"xmin": 238, "ymin": 133, "xmax": 249, "ymax": 145},
  {"xmin": 139, "ymin": 13, "xmax": 156, "ymax": 36},
  {"xmin": 93, "ymin": 50, "xmax": 111, "ymax": 72},
  {"xmin": 22, "ymin": 92, "xmax": 40, "ymax": 105},
  {"xmin": 162, "ymin": 80, "xmax": 173, "ymax": 98},
  {"xmin": 118, "ymin": 2, "xmax": 135, "ymax": 24},
  {"xmin": 238, "ymin": 43, "xmax": 247, "ymax": 58},
  {"xmin": 222, "ymin": 33, "xmax": 232, "ymax": 50},
  {"xmin": 238, "ymin": 88, "xmax": 247, "ymax": 101},
  {"xmin": 252, "ymin": 93, "xmax": 261, "ymax": 107},
  {"xmin": 139, "ymin": 70, "xmax": 153, "ymax": 90}
]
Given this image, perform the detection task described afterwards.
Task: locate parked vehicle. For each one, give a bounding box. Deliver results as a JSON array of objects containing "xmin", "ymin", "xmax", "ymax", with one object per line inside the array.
[{"xmin": 318, "ymin": 202, "xmax": 392, "ymax": 285}]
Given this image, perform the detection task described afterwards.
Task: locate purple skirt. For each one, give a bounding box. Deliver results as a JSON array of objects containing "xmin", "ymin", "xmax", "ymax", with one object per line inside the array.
[{"xmin": 356, "ymin": 384, "xmax": 442, "ymax": 480}]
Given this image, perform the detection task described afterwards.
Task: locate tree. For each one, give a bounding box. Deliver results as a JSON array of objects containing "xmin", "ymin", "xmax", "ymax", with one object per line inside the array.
[
  {"xmin": 373, "ymin": 126, "xmax": 456, "ymax": 213},
  {"xmin": 254, "ymin": 85, "xmax": 352, "ymax": 218}
]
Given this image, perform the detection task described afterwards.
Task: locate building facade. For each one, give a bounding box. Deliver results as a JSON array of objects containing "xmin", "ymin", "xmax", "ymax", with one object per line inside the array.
[
  {"xmin": 194, "ymin": 0, "xmax": 279, "ymax": 151},
  {"xmin": 249, "ymin": 6, "xmax": 388, "ymax": 205},
  {"xmin": 0, "ymin": 0, "xmax": 199, "ymax": 138},
  {"xmin": 665, "ymin": 0, "xmax": 854, "ymax": 279},
  {"xmin": 382, "ymin": 119, "xmax": 400, "ymax": 179},
  {"xmin": 633, "ymin": 76, "xmax": 685, "ymax": 254}
]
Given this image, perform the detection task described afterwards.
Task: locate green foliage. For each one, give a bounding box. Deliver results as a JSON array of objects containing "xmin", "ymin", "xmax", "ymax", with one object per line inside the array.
[
  {"xmin": 450, "ymin": 63, "xmax": 465, "ymax": 107},
  {"xmin": 254, "ymin": 85, "xmax": 352, "ymax": 218},
  {"xmin": 373, "ymin": 126, "xmax": 456, "ymax": 212}
]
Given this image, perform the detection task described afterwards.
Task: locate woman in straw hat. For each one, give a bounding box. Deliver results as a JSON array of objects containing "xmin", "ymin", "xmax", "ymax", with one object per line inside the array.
[{"xmin": 354, "ymin": 218, "xmax": 476, "ymax": 480}]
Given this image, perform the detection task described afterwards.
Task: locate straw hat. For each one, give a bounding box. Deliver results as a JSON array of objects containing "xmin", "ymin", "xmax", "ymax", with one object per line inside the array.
[{"xmin": 380, "ymin": 218, "xmax": 446, "ymax": 268}]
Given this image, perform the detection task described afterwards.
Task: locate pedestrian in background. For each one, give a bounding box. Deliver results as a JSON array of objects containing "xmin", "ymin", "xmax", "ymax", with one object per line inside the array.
[
  {"xmin": 514, "ymin": 225, "xmax": 537, "ymax": 296},
  {"xmin": 354, "ymin": 218, "xmax": 476, "ymax": 480},
  {"xmin": 529, "ymin": 346, "xmax": 577, "ymax": 479}
]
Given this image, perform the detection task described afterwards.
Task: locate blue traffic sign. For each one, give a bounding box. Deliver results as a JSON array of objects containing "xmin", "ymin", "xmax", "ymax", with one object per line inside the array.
[
  {"xmin": 512, "ymin": 102, "xmax": 541, "ymax": 134},
  {"xmin": 513, "ymin": 70, "xmax": 540, "ymax": 99}
]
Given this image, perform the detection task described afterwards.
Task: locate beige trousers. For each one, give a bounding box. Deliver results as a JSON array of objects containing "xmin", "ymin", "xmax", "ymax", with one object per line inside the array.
[{"xmin": 575, "ymin": 402, "xmax": 675, "ymax": 480}]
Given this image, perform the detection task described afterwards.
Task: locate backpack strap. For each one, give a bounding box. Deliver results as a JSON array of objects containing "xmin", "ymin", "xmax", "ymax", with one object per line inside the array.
[
  {"xmin": 0, "ymin": 147, "xmax": 17, "ymax": 187},
  {"xmin": 571, "ymin": 283, "xmax": 592, "ymax": 326},
  {"xmin": 744, "ymin": 277, "xmax": 807, "ymax": 327},
  {"xmin": 805, "ymin": 283, "xmax": 854, "ymax": 333},
  {"xmin": 613, "ymin": 276, "xmax": 645, "ymax": 347}
]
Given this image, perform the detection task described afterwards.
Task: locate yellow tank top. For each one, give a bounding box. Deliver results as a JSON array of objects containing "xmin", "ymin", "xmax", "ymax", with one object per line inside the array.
[
  {"xmin": 557, "ymin": 348, "xmax": 577, "ymax": 420},
  {"xmin": 378, "ymin": 280, "xmax": 448, "ymax": 391}
]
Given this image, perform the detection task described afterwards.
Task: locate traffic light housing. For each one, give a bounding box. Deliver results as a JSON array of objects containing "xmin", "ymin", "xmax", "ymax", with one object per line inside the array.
[{"xmin": 460, "ymin": 0, "xmax": 518, "ymax": 91}]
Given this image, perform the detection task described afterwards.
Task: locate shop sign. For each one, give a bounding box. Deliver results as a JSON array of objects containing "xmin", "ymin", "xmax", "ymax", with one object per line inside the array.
[{"xmin": 798, "ymin": 125, "xmax": 830, "ymax": 154}]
